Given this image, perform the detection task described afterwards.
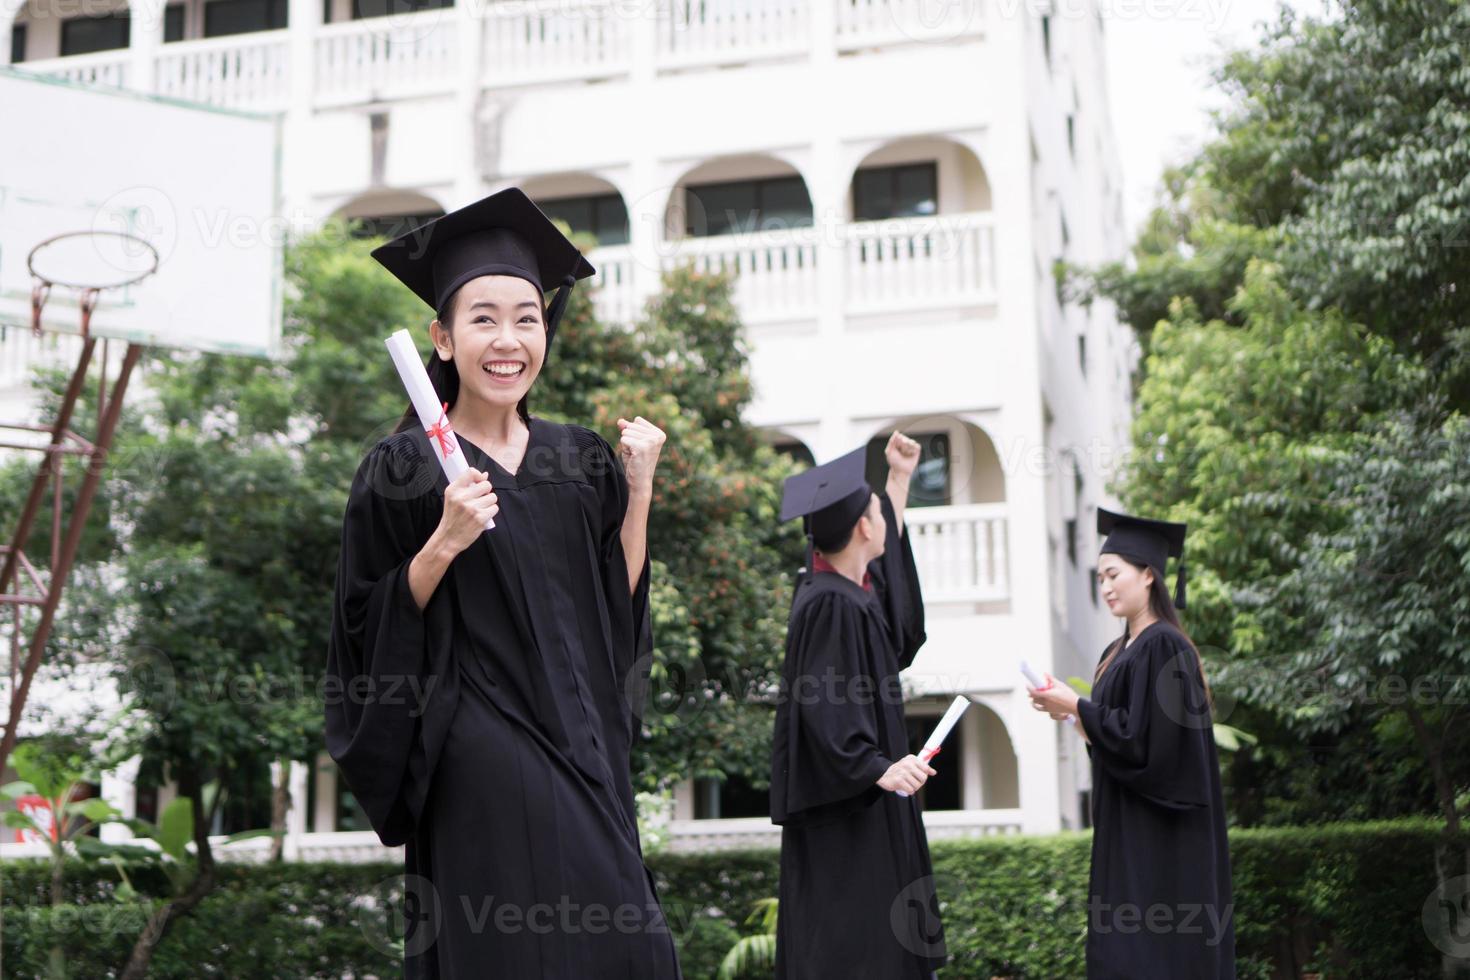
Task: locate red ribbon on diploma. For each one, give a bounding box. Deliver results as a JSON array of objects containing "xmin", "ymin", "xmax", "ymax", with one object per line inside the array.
[{"xmin": 427, "ymin": 402, "xmax": 456, "ymax": 457}]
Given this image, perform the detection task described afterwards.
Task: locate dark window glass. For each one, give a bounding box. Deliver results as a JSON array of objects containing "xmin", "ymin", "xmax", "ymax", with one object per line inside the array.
[
  {"xmin": 865, "ymin": 431, "xmax": 950, "ymax": 509},
  {"xmin": 1077, "ymin": 333, "xmax": 1087, "ymax": 375},
  {"xmin": 1041, "ymin": 14, "xmax": 1051, "ymax": 64},
  {"xmin": 347, "ymin": 211, "xmax": 446, "ymax": 241},
  {"xmin": 685, "ymin": 176, "xmax": 813, "ymax": 237},
  {"xmin": 60, "ymin": 13, "xmax": 130, "ymax": 56},
  {"xmin": 351, "ymin": 0, "xmax": 451, "ymax": 20},
  {"xmin": 10, "ymin": 22, "xmax": 26, "ymax": 63},
  {"xmin": 694, "ymin": 774, "xmax": 769, "ymax": 819},
  {"xmin": 538, "ymin": 193, "xmax": 629, "ymax": 247},
  {"xmin": 1089, "ymin": 567, "xmax": 1099, "ymax": 607},
  {"xmin": 164, "ymin": 5, "xmax": 185, "ymax": 41},
  {"xmin": 1066, "ymin": 518, "xmax": 1077, "ymax": 567},
  {"xmin": 905, "ymin": 714, "xmax": 962, "ymax": 810},
  {"xmin": 205, "ymin": 0, "xmax": 287, "ymax": 36},
  {"xmin": 853, "ymin": 162, "xmax": 938, "ymax": 221},
  {"xmin": 337, "ymin": 770, "xmax": 369, "ymax": 832},
  {"xmin": 773, "ymin": 440, "xmax": 816, "ymax": 469}
]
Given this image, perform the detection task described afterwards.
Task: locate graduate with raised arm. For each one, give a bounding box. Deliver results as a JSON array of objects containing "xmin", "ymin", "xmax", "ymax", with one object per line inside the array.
[
  {"xmin": 770, "ymin": 433, "xmax": 947, "ymax": 980},
  {"xmin": 324, "ymin": 189, "xmax": 682, "ymax": 978},
  {"xmin": 1028, "ymin": 509, "xmax": 1235, "ymax": 979}
]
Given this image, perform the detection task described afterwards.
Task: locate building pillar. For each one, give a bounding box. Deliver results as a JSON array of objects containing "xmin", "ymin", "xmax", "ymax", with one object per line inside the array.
[{"xmin": 128, "ymin": 0, "xmax": 165, "ymax": 94}]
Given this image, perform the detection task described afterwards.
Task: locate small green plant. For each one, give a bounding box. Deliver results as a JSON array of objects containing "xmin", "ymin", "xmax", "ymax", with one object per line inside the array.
[{"xmin": 717, "ymin": 896, "xmax": 778, "ymax": 979}]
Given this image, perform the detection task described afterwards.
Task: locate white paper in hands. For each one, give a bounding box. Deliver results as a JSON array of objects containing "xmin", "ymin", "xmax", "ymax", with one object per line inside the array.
[
  {"xmin": 384, "ymin": 329, "xmax": 495, "ymax": 530},
  {"xmin": 896, "ymin": 695, "xmax": 971, "ymax": 798},
  {"xmin": 1021, "ymin": 660, "xmax": 1076, "ymax": 725}
]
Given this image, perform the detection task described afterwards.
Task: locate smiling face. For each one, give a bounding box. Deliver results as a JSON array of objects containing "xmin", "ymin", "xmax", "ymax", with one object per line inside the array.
[
  {"xmin": 430, "ymin": 274, "xmax": 546, "ymax": 413},
  {"xmin": 1097, "ymin": 552, "xmax": 1154, "ymax": 621}
]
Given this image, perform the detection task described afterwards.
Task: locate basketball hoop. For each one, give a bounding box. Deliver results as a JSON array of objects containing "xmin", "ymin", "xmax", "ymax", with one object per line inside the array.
[{"xmin": 27, "ymin": 230, "xmax": 160, "ymax": 338}]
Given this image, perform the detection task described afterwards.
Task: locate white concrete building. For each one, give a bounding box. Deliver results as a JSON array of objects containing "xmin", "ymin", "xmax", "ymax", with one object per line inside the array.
[{"xmin": 1, "ymin": 0, "xmax": 1136, "ymax": 858}]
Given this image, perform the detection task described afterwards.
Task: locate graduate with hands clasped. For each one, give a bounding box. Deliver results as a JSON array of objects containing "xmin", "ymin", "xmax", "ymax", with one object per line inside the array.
[
  {"xmin": 1027, "ymin": 510, "xmax": 1236, "ymax": 980},
  {"xmin": 325, "ymin": 188, "xmax": 682, "ymax": 979},
  {"xmin": 771, "ymin": 432, "xmax": 948, "ymax": 980}
]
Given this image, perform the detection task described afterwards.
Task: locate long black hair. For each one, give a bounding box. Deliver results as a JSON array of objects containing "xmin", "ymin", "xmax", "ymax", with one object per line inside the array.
[
  {"xmin": 393, "ymin": 284, "xmax": 537, "ymax": 435},
  {"xmin": 1095, "ymin": 556, "xmax": 1212, "ymax": 705}
]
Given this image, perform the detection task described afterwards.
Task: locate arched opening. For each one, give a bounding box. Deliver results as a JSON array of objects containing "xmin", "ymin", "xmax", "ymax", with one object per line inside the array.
[
  {"xmin": 522, "ymin": 173, "xmax": 630, "ymax": 248},
  {"xmin": 904, "ymin": 696, "xmax": 1019, "ymax": 811},
  {"xmin": 332, "ymin": 189, "xmax": 445, "ymax": 241},
  {"xmin": 665, "ymin": 154, "xmax": 813, "ymax": 240},
  {"xmin": 847, "ymin": 136, "xmax": 991, "ymax": 222},
  {"xmin": 970, "ymin": 701, "xmax": 1019, "ymax": 809},
  {"xmin": 861, "ymin": 416, "xmax": 1005, "ymax": 509}
]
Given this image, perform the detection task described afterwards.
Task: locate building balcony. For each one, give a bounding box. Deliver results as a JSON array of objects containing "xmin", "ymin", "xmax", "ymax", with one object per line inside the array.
[
  {"xmin": 0, "ymin": 806, "xmax": 1024, "ymax": 864},
  {"xmin": 7, "ymin": 0, "xmax": 984, "ymax": 112},
  {"xmin": 585, "ymin": 210, "xmax": 997, "ymax": 329}
]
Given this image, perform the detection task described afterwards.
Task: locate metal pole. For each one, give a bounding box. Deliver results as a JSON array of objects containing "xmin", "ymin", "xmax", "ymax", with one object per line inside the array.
[
  {"xmin": 0, "ymin": 343, "xmax": 142, "ymax": 779},
  {"xmin": 0, "ymin": 338, "xmax": 96, "ymax": 597}
]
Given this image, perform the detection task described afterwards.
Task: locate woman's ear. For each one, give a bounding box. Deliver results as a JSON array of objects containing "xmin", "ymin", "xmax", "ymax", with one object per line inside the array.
[{"xmin": 429, "ymin": 319, "xmax": 453, "ymax": 361}]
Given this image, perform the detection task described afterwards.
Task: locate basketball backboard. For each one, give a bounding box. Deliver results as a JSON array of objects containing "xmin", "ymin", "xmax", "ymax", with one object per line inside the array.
[{"xmin": 0, "ymin": 68, "xmax": 283, "ymax": 358}]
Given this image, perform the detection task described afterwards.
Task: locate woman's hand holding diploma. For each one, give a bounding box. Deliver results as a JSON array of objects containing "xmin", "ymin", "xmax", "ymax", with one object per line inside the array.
[
  {"xmin": 877, "ymin": 755, "xmax": 937, "ymax": 795},
  {"xmin": 409, "ymin": 468, "xmax": 500, "ymax": 610}
]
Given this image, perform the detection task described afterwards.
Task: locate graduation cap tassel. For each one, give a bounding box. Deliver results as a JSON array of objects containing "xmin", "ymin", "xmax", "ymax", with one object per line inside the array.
[
  {"xmin": 1175, "ymin": 556, "xmax": 1187, "ymax": 611},
  {"xmin": 544, "ymin": 273, "xmax": 579, "ymax": 350}
]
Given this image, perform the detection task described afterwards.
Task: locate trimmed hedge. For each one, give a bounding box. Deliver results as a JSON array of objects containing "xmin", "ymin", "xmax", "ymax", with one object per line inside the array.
[{"xmin": 1, "ymin": 819, "xmax": 1447, "ymax": 978}]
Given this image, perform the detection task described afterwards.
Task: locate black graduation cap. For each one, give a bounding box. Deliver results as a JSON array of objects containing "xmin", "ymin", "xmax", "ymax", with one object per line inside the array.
[
  {"xmin": 1097, "ymin": 507, "xmax": 1188, "ymax": 610},
  {"xmin": 781, "ymin": 447, "xmax": 873, "ymax": 567},
  {"xmin": 370, "ymin": 186, "xmax": 596, "ymax": 349}
]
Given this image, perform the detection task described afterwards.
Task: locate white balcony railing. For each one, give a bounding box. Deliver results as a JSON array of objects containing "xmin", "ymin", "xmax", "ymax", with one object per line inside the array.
[
  {"xmin": 587, "ymin": 244, "xmax": 639, "ymax": 327},
  {"xmin": 845, "ymin": 212, "xmax": 997, "ymax": 314},
  {"xmin": 314, "ymin": 10, "xmax": 457, "ymax": 107},
  {"xmin": 12, "ymin": 0, "xmax": 987, "ymax": 104},
  {"xmin": 656, "ymin": 0, "xmax": 809, "ymax": 69},
  {"xmin": 657, "ymin": 231, "xmax": 820, "ymax": 324},
  {"xmin": 17, "ymin": 50, "xmax": 131, "ymax": 88},
  {"xmin": 907, "ymin": 503, "xmax": 1010, "ymax": 603},
  {"xmin": 482, "ymin": 0, "xmax": 631, "ymax": 86},
  {"xmin": 153, "ymin": 31, "xmax": 291, "ymax": 110},
  {"xmin": 835, "ymin": 0, "xmax": 985, "ymax": 49}
]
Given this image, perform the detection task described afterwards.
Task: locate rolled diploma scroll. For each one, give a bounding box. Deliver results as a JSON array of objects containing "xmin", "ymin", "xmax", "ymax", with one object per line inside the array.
[
  {"xmin": 385, "ymin": 329, "xmax": 495, "ymax": 530},
  {"xmin": 895, "ymin": 695, "xmax": 971, "ymax": 798},
  {"xmin": 1021, "ymin": 661, "xmax": 1076, "ymax": 725}
]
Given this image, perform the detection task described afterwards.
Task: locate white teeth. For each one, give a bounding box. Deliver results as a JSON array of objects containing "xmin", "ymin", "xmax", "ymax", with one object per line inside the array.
[{"xmin": 483, "ymin": 363, "xmax": 524, "ymax": 377}]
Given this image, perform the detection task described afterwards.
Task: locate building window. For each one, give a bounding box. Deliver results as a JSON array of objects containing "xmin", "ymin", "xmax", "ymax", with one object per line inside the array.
[
  {"xmin": 164, "ymin": 4, "xmax": 186, "ymax": 41},
  {"xmin": 772, "ymin": 440, "xmax": 816, "ymax": 469},
  {"xmin": 1066, "ymin": 518, "xmax": 1077, "ymax": 567},
  {"xmin": 1089, "ymin": 566, "xmax": 1099, "ymax": 607},
  {"xmin": 684, "ymin": 176, "xmax": 813, "ymax": 237},
  {"xmin": 9, "ymin": 22, "xmax": 26, "ymax": 63},
  {"xmin": 1041, "ymin": 14, "xmax": 1051, "ymax": 66},
  {"xmin": 1067, "ymin": 115, "xmax": 1076, "ymax": 160},
  {"xmin": 352, "ymin": 0, "xmax": 451, "ymax": 17},
  {"xmin": 905, "ymin": 713, "xmax": 963, "ymax": 810},
  {"xmin": 336, "ymin": 773, "xmax": 370, "ymax": 832},
  {"xmin": 205, "ymin": 0, "xmax": 287, "ymax": 37},
  {"xmin": 347, "ymin": 211, "xmax": 446, "ymax": 241},
  {"xmin": 693, "ymin": 774, "xmax": 769, "ymax": 820},
  {"xmin": 852, "ymin": 162, "xmax": 938, "ymax": 222},
  {"xmin": 60, "ymin": 13, "xmax": 130, "ymax": 56},
  {"xmin": 537, "ymin": 193, "xmax": 630, "ymax": 247},
  {"xmin": 865, "ymin": 431, "xmax": 950, "ymax": 508}
]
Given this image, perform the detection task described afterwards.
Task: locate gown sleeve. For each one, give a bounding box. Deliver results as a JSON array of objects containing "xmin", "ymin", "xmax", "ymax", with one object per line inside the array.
[
  {"xmin": 576, "ymin": 426, "xmax": 654, "ymax": 748},
  {"xmin": 771, "ymin": 592, "xmax": 893, "ymax": 826},
  {"xmin": 866, "ymin": 493, "xmax": 927, "ymax": 669},
  {"xmin": 1075, "ymin": 629, "xmax": 1215, "ymax": 809},
  {"xmin": 324, "ymin": 435, "xmax": 450, "ymax": 846}
]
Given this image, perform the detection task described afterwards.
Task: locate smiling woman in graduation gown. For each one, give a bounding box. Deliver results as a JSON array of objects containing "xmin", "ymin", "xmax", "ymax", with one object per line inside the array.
[
  {"xmin": 770, "ymin": 439, "xmax": 947, "ymax": 980},
  {"xmin": 1029, "ymin": 509, "xmax": 1234, "ymax": 980},
  {"xmin": 324, "ymin": 189, "xmax": 682, "ymax": 979}
]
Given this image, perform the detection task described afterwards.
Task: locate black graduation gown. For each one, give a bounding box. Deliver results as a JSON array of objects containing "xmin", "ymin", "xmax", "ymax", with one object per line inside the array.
[
  {"xmin": 1076, "ymin": 621, "xmax": 1236, "ymax": 980},
  {"xmin": 770, "ymin": 494, "xmax": 946, "ymax": 979},
  {"xmin": 324, "ymin": 419, "xmax": 682, "ymax": 980}
]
